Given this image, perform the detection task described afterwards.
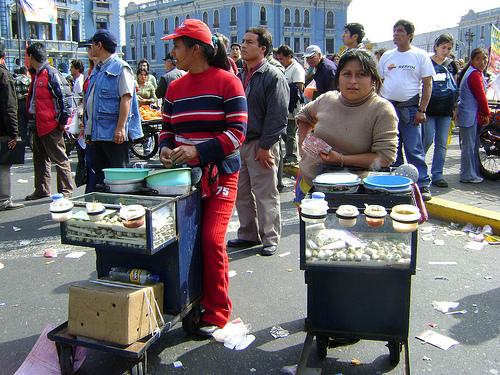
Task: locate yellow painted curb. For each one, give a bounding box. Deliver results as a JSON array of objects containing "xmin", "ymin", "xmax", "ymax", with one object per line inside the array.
[{"xmin": 426, "ymin": 197, "xmax": 500, "ymax": 233}]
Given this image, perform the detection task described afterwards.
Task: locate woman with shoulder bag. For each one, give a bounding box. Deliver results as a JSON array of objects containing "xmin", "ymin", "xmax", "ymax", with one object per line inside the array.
[{"xmin": 422, "ymin": 34, "xmax": 458, "ymax": 188}]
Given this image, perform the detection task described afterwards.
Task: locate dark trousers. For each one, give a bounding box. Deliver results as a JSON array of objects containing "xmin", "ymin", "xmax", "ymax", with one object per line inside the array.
[
  {"xmin": 92, "ymin": 141, "xmax": 130, "ymax": 185},
  {"xmin": 32, "ymin": 128, "xmax": 74, "ymax": 196},
  {"xmin": 17, "ymin": 99, "xmax": 29, "ymax": 142}
]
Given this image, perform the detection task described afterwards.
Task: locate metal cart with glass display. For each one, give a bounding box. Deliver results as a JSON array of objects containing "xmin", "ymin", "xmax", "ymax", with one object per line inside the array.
[
  {"xmin": 297, "ymin": 192, "xmax": 418, "ymax": 375},
  {"xmin": 48, "ymin": 189, "xmax": 202, "ymax": 375}
]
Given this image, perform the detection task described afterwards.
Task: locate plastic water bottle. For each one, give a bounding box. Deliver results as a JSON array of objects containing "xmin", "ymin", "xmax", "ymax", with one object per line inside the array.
[{"xmin": 109, "ymin": 267, "xmax": 160, "ymax": 285}]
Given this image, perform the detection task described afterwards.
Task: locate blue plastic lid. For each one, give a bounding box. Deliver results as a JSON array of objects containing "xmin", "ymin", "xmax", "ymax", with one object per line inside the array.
[
  {"xmin": 51, "ymin": 193, "xmax": 64, "ymax": 201},
  {"xmin": 312, "ymin": 192, "xmax": 326, "ymax": 200}
]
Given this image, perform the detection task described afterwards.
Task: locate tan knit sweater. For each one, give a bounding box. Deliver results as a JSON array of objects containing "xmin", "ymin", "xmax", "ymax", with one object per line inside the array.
[{"xmin": 296, "ymin": 90, "xmax": 399, "ymax": 182}]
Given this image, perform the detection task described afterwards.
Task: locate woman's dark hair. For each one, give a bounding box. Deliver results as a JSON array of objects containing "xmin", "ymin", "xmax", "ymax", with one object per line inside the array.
[
  {"xmin": 333, "ymin": 49, "xmax": 382, "ymax": 93},
  {"xmin": 136, "ymin": 67, "xmax": 149, "ymax": 77},
  {"xmin": 245, "ymin": 27, "xmax": 273, "ymax": 57},
  {"xmin": 433, "ymin": 33, "xmax": 454, "ymax": 52},
  {"xmin": 26, "ymin": 42, "xmax": 47, "ymax": 63},
  {"xmin": 179, "ymin": 35, "xmax": 230, "ymax": 71},
  {"xmin": 457, "ymin": 47, "xmax": 488, "ymax": 87},
  {"xmin": 71, "ymin": 59, "xmax": 85, "ymax": 74},
  {"xmin": 137, "ymin": 59, "xmax": 150, "ymax": 71}
]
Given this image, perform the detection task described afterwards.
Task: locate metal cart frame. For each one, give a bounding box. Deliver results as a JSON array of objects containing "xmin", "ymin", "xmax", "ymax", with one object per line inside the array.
[{"xmin": 297, "ymin": 192, "xmax": 418, "ymax": 375}]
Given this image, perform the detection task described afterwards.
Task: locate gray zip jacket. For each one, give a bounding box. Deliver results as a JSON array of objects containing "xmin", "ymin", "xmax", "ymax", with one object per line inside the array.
[{"xmin": 239, "ymin": 61, "xmax": 289, "ymax": 150}]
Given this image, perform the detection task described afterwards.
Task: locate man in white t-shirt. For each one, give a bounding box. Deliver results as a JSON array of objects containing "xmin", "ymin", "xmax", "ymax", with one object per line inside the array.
[
  {"xmin": 378, "ymin": 19, "xmax": 434, "ymax": 200},
  {"xmin": 276, "ymin": 45, "xmax": 305, "ymax": 166}
]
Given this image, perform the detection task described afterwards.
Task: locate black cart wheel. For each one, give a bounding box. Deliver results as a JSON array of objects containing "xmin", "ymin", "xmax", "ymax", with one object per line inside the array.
[
  {"xmin": 387, "ymin": 341, "xmax": 402, "ymax": 365},
  {"xmin": 478, "ymin": 124, "xmax": 500, "ymax": 180},
  {"xmin": 182, "ymin": 304, "xmax": 202, "ymax": 334},
  {"xmin": 129, "ymin": 354, "xmax": 147, "ymax": 375},
  {"xmin": 316, "ymin": 335, "xmax": 329, "ymax": 359},
  {"xmin": 57, "ymin": 344, "xmax": 74, "ymax": 375},
  {"xmin": 130, "ymin": 133, "xmax": 159, "ymax": 160}
]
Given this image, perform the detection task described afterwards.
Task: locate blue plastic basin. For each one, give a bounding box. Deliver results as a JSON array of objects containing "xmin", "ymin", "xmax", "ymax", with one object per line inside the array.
[
  {"xmin": 145, "ymin": 168, "xmax": 191, "ymax": 187},
  {"xmin": 102, "ymin": 168, "xmax": 151, "ymax": 182},
  {"xmin": 363, "ymin": 175, "xmax": 413, "ymax": 188}
]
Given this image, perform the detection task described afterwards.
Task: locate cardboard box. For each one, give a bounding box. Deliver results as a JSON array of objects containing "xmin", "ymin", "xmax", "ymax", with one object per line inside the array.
[{"xmin": 68, "ymin": 280, "xmax": 164, "ymax": 345}]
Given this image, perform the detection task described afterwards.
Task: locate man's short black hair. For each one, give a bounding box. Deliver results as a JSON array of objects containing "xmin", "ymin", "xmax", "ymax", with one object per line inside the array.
[
  {"xmin": 71, "ymin": 59, "xmax": 84, "ymax": 74},
  {"xmin": 344, "ymin": 23, "xmax": 365, "ymax": 44},
  {"xmin": 276, "ymin": 45, "xmax": 294, "ymax": 57},
  {"xmin": 19, "ymin": 66, "xmax": 28, "ymax": 74},
  {"xmin": 0, "ymin": 41, "xmax": 5, "ymax": 59},
  {"xmin": 245, "ymin": 27, "xmax": 273, "ymax": 57},
  {"xmin": 137, "ymin": 59, "xmax": 150, "ymax": 71},
  {"xmin": 394, "ymin": 19, "xmax": 415, "ymax": 42},
  {"xmin": 230, "ymin": 43, "xmax": 241, "ymax": 49},
  {"xmin": 26, "ymin": 42, "xmax": 48, "ymax": 63}
]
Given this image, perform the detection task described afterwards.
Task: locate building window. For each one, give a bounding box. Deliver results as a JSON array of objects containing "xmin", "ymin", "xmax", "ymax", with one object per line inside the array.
[
  {"xmin": 96, "ymin": 21, "xmax": 107, "ymax": 30},
  {"xmin": 164, "ymin": 43, "xmax": 169, "ymax": 58},
  {"xmin": 143, "ymin": 45, "xmax": 147, "ymax": 59},
  {"xmin": 175, "ymin": 16, "xmax": 180, "ymax": 28},
  {"xmin": 284, "ymin": 9, "xmax": 290, "ymax": 26},
  {"xmin": 231, "ymin": 35, "xmax": 237, "ymax": 44},
  {"xmin": 326, "ymin": 38, "xmax": 334, "ymax": 53},
  {"xmin": 42, "ymin": 24, "xmax": 53, "ymax": 40},
  {"xmin": 230, "ymin": 7, "xmax": 236, "ymax": 25},
  {"xmin": 131, "ymin": 47, "xmax": 136, "ymax": 60},
  {"xmin": 29, "ymin": 23, "xmax": 38, "ymax": 39},
  {"xmin": 260, "ymin": 7, "xmax": 267, "ymax": 25},
  {"xmin": 57, "ymin": 18, "xmax": 65, "ymax": 40},
  {"xmin": 163, "ymin": 18, "xmax": 168, "ymax": 33},
  {"xmin": 203, "ymin": 12, "xmax": 208, "ymax": 24},
  {"xmin": 326, "ymin": 11, "xmax": 334, "ymax": 28},
  {"xmin": 11, "ymin": 10, "xmax": 19, "ymax": 39},
  {"xmin": 130, "ymin": 24, "xmax": 135, "ymax": 38},
  {"xmin": 480, "ymin": 25, "xmax": 484, "ymax": 39},
  {"xmin": 304, "ymin": 37, "xmax": 310, "ymax": 48},
  {"xmin": 294, "ymin": 9, "xmax": 300, "ymax": 26},
  {"xmin": 213, "ymin": 10, "xmax": 219, "ymax": 28},
  {"xmin": 284, "ymin": 37, "xmax": 290, "ymax": 47},
  {"xmin": 151, "ymin": 45, "xmax": 156, "ymax": 60},
  {"xmin": 294, "ymin": 37, "xmax": 300, "ymax": 52},
  {"xmin": 304, "ymin": 10, "xmax": 310, "ymax": 27},
  {"xmin": 150, "ymin": 21, "xmax": 155, "ymax": 36},
  {"xmin": 142, "ymin": 22, "xmax": 147, "ymax": 37}
]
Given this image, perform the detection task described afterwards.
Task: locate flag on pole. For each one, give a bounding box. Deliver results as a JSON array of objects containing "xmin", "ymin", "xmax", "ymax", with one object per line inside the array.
[
  {"xmin": 487, "ymin": 24, "xmax": 500, "ymax": 75},
  {"xmin": 19, "ymin": 0, "xmax": 57, "ymax": 24}
]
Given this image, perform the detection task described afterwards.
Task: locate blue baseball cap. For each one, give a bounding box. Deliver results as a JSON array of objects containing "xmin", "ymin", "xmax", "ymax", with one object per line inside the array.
[{"xmin": 88, "ymin": 29, "xmax": 118, "ymax": 48}]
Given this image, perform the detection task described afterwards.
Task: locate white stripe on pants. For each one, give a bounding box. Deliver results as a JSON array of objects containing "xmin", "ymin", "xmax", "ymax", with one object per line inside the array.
[{"xmin": 236, "ymin": 140, "xmax": 281, "ymax": 246}]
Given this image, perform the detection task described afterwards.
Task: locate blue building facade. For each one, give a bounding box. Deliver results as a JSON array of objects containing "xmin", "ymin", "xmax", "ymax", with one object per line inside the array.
[
  {"xmin": 0, "ymin": 0, "xmax": 121, "ymax": 72},
  {"xmin": 457, "ymin": 7, "xmax": 500, "ymax": 60},
  {"xmin": 124, "ymin": 0, "xmax": 350, "ymax": 75}
]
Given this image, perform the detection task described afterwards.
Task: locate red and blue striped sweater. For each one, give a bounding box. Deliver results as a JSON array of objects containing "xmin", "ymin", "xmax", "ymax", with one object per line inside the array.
[{"xmin": 159, "ymin": 66, "xmax": 248, "ymax": 175}]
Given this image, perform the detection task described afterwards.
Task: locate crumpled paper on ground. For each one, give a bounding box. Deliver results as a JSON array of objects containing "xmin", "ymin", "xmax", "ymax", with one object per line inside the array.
[
  {"xmin": 212, "ymin": 318, "xmax": 255, "ymax": 350},
  {"xmin": 14, "ymin": 324, "xmax": 86, "ymax": 375},
  {"xmin": 432, "ymin": 301, "xmax": 459, "ymax": 313},
  {"xmin": 270, "ymin": 325, "xmax": 290, "ymax": 338}
]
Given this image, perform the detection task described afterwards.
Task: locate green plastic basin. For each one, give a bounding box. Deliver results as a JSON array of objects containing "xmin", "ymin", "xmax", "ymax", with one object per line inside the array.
[
  {"xmin": 145, "ymin": 168, "xmax": 191, "ymax": 187},
  {"xmin": 102, "ymin": 168, "xmax": 151, "ymax": 181}
]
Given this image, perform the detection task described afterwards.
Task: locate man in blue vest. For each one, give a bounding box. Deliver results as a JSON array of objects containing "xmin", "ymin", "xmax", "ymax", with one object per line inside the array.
[{"xmin": 84, "ymin": 30, "xmax": 143, "ymax": 188}]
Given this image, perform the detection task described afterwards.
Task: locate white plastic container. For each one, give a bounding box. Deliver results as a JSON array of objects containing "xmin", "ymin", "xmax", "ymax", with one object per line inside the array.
[
  {"xmin": 86, "ymin": 202, "xmax": 106, "ymax": 222},
  {"xmin": 300, "ymin": 192, "xmax": 329, "ymax": 223},
  {"xmin": 364, "ymin": 204, "xmax": 388, "ymax": 228},
  {"xmin": 336, "ymin": 204, "xmax": 359, "ymax": 227},
  {"xmin": 390, "ymin": 204, "xmax": 421, "ymax": 233},
  {"xmin": 49, "ymin": 193, "xmax": 74, "ymax": 222}
]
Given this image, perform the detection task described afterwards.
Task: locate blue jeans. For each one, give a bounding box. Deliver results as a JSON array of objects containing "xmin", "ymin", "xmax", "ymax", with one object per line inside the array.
[
  {"xmin": 394, "ymin": 106, "xmax": 430, "ymax": 187},
  {"xmin": 422, "ymin": 116, "xmax": 451, "ymax": 182},
  {"xmin": 458, "ymin": 126, "xmax": 481, "ymax": 181}
]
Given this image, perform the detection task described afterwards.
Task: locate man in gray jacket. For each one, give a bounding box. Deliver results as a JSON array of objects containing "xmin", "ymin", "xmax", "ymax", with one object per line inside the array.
[{"xmin": 228, "ymin": 27, "xmax": 289, "ymax": 256}]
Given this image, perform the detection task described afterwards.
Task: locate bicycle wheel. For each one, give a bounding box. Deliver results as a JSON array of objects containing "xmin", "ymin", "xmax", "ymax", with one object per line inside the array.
[
  {"xmin": 478, "ymin": 124, "xmax": 500, "ymax": 180},
  {"xmin": 130, "ymin": 133, "xmax": 159, "ymax": 160}
]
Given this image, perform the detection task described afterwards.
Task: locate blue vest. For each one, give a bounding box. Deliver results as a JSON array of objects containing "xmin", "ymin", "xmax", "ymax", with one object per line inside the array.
[
  {"xmin": 87, "ymin": 56, "xmax": 143, "ymax": 141},
  {"xmin": 457, "ymin": 65, "xmax": 486, "ymax": 128}
]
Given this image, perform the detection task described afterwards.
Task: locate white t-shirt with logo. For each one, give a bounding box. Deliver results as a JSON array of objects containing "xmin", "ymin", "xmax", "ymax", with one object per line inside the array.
[{"xmin": 378, "ymin": 47, "xmax": 434, "ymax": 102}]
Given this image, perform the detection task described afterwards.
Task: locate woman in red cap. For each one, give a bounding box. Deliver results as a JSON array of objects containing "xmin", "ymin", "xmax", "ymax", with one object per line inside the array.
[{"xmin": 159, "ymin": 19, "xmax": 248, "ymax": 337}]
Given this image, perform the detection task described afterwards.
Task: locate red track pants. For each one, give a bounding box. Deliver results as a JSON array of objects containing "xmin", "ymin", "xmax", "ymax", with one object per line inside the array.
[{"xmin": 200, "ymin": 172, "xmax": 238, "ymax": 327}]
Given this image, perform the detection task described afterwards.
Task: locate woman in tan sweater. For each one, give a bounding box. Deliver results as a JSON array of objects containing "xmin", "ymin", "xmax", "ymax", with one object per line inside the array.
[{"xmin": 295, "ymin": 50, "xmax": 399, "ymax": 194}]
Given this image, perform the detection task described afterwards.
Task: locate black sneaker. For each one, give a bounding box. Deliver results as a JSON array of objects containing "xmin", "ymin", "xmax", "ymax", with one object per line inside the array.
[{"xmin": 420, "ymin": 186, "xmax": 432, "ymax": 201}]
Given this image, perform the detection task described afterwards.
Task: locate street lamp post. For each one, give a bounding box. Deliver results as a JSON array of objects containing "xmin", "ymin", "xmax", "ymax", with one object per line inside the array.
[{"xmin": 464, "ymin": 29, "xmax": 474, "ymax": 61}]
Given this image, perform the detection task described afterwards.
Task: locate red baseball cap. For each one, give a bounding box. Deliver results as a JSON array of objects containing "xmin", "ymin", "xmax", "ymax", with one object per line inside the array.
[{"xmin": 161, "ymin": 19, "xmax": 213, "ymax": 47}]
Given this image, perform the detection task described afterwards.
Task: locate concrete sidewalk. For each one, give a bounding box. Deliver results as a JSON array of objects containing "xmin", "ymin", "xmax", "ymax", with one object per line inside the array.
[{"xmin": 284, "ymin": 132, "xmax": 500, "ymax": 233}]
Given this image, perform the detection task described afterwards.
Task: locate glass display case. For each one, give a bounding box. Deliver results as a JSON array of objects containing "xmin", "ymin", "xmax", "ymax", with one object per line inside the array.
[{"xmin": 60, "ymin": 192, "xmax": 178, "ymax": 255}]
